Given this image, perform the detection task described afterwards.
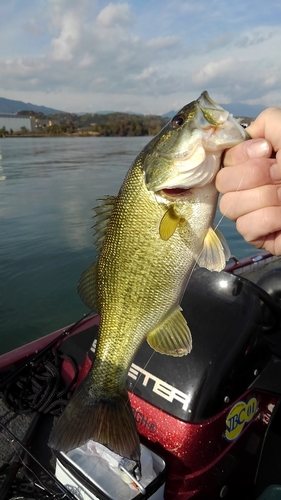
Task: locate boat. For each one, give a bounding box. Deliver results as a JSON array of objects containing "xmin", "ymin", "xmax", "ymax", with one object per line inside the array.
[{"xmin": 1, "ymin": 250, "xmax": 281, "ymax": 500}]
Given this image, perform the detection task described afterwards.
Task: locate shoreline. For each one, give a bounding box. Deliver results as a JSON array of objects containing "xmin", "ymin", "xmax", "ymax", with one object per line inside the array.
[{"xmin": 0, "ymin": 132, "xmax": 153, "ymax": 138}]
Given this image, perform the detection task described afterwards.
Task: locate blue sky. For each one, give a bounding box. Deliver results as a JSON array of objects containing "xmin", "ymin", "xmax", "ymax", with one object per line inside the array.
[{"xmin": 0, "ymin": 0, "xmax": 280, "ymax": 114}]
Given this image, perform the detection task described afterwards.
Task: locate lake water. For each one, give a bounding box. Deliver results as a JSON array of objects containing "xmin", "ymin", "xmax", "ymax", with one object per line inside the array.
[{"xmin": 0, "ymin": 137, "xmax": 257, "ymax": 355}]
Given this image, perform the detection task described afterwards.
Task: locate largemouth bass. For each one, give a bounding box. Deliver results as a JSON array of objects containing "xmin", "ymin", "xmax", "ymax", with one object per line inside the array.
[{"xmin": 49, "ymin": 92, "xmax": 248, "ymax": 464}]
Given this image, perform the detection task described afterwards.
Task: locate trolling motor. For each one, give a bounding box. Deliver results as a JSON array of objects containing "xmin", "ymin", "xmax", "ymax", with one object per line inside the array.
[
  {"xmin": 53, "ymin": 265, "xmax": 281, "ymax": 499},
  {"xmin": 127, "ymin": 266, "xmax": 281, "ymax": 499}
]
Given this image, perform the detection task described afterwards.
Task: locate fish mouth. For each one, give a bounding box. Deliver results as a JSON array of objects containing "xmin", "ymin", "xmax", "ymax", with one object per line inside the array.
[{"xmin": 159, "ymin": 187, "xmax": 191, "ymax": 199}]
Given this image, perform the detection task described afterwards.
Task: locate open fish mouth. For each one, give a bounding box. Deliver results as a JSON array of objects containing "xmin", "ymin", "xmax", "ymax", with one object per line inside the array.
[{"xmin": 159, "ymin": 187, "xmax": 192, "ymax": 199}]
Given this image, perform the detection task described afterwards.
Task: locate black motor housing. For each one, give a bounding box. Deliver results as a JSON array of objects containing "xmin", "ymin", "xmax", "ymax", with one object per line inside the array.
[{"xmin": 130, "ymin": 267, "xmax": 276, "ymax": 422}]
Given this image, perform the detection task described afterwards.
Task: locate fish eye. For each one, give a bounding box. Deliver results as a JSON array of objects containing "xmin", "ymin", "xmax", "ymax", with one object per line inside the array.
[{"xmin": 172, "ymin": 114, "xmax": 185, "ymax": 128}]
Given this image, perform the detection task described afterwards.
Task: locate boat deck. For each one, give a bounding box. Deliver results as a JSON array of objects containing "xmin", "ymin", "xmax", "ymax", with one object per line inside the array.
[{"xmin": 0, "ymin": 323, "xmax": 97, "ymax": 499}]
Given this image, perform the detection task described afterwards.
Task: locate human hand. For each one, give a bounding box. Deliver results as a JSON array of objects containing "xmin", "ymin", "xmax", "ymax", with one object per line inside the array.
[{"xmin": 216, "ymin": 107, "xmax": 281, "ymax": 255}]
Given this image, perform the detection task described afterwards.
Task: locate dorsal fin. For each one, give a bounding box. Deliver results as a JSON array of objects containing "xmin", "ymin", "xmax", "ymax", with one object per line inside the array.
[
  {"xmin": 78, "ymin": 196, "xmax": 116, "ymax": 311},
  {"xmin": 92, "ymin": 196, "xmax": 116, "ymax": 252},
  {"xmin": 77, "ymin": 261, "xmax": 99, "ymax": 312}
]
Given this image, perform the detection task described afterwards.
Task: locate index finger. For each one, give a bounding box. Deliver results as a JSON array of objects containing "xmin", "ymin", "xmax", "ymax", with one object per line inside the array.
[
  {"xmin": 247, "ymin": 107, "xmax": 281, "ymax": 153},
  {"xmin": 223, "ymin": 138, "xmax": 272, "ymax": 167}
]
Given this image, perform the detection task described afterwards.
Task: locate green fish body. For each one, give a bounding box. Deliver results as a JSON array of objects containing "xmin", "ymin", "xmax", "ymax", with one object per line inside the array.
[{"xmin": 49, "ymin": 92, "xmax": 248, "ymax": 462}]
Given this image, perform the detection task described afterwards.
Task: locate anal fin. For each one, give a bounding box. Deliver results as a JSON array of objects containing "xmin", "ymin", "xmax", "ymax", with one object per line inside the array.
[
  {"xmin": 77, "ymin": 261, "xmax": 99, "ymax": 312},
  {"xmin": 146, "ymin": 306, "xmax": 192, "ymax": 356}
]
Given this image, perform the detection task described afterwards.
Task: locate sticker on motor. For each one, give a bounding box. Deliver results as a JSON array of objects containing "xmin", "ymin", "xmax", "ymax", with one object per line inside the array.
[{"xmin": 225, "ymin": 397, "xmax": 258, "ymax": 441}]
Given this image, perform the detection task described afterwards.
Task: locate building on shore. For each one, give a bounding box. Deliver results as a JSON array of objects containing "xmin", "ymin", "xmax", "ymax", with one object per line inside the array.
[{"xmin": 0, "ymin": 113, "xmax": 35, "ymax": 132}]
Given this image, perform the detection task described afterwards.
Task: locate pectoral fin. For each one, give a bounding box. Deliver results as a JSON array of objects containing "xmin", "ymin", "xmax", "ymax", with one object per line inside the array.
[
  {"xmin": 146, "ymin": 306, "xmax": 192, "ymax": 356},
  {"xmin": 77, "ymin": 261, "xmax": 99, "ymax": 312},
  {"xmin": 159, "ymin": 206, "xmax": 181, "ymax": 241},
  {"xmin": 215, "ymin": 228, "xmax": 231, "ymax": 261},
  {"xmin": 197, "ymin": 227, "xmax": 231, "ymax": 272}
]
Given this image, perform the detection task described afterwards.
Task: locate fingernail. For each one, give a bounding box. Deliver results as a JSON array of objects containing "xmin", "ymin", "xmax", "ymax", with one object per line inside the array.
[
  {"xmin": 246, "ymin": 140, "xmax": 270, "ymax": 159},
  {"xmin": 270, "ymin": 163, "xmax": 281, "ymax": 182}
]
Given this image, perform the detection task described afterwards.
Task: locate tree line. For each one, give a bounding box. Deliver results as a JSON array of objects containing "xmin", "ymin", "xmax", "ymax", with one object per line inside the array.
[{"xmin": 13, "ymin": 110, "xmax": 169, "ymax": 137}]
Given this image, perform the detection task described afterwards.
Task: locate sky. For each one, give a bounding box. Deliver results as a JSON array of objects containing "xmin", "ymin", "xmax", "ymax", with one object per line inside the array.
[{"xmin": 0, "ymin": 0, "xmax": 280, "ymax": 115}]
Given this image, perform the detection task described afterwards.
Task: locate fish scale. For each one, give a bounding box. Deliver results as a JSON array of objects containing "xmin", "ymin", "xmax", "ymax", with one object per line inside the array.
[{"xmin": 98, "ymin": 162, "xmax": 191, "ymax": 343}]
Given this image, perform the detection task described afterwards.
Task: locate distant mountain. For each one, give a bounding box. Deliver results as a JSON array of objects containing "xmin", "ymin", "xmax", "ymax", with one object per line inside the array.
[
  {"xmin": 219, "ymin": 102, "xmax": 266, "ymax": 118},
  {"xmin": 93, "ymin": 110, "xmax": 115, "ymax": 115},
  {"xmin": 0, "ymin": 96, "xmax": 267, "ymax": 120},
  {"xmin": 88, "ymin": 110, "xmax": 143, "ymax": 116},
  {"xmin": 0, "ymin": 97, "xmax": 64, "ymax": 115},
  {"xmin": 161, "ymin": 110, "xmax": 176, "ymax": 118},
  {"xmin": 163, "ymin": 102, "xmax": 266, "ymax": 120}
]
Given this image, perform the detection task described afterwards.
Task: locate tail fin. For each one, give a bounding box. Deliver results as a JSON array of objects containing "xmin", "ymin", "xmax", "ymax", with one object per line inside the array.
[{"xmin": 48, "ymin": 382, "xmax": 140, "ymax": 462}]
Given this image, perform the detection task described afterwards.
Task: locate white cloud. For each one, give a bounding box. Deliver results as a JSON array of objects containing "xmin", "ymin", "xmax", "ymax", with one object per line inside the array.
[
  {"xmin": 96, "ymin": 2, "xmax": 133, "ymax": 27},
  {"xmin": 147, "ymin": 36, "xmax": 180, "ymax": 51},
  {"xmin": 192, "ymin": 57, "xmax": 242, "ymax": 87},
  {"xmin": 0, "ymin": 1, "xmax": 281, "ymax": 113},
  {"xmin": 51, "ymin": 12, "xmax": 81, "ymax": 61},
  {"xmin": 134, "ymin": 66, "xmax": 160, "ymax": 82}
]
